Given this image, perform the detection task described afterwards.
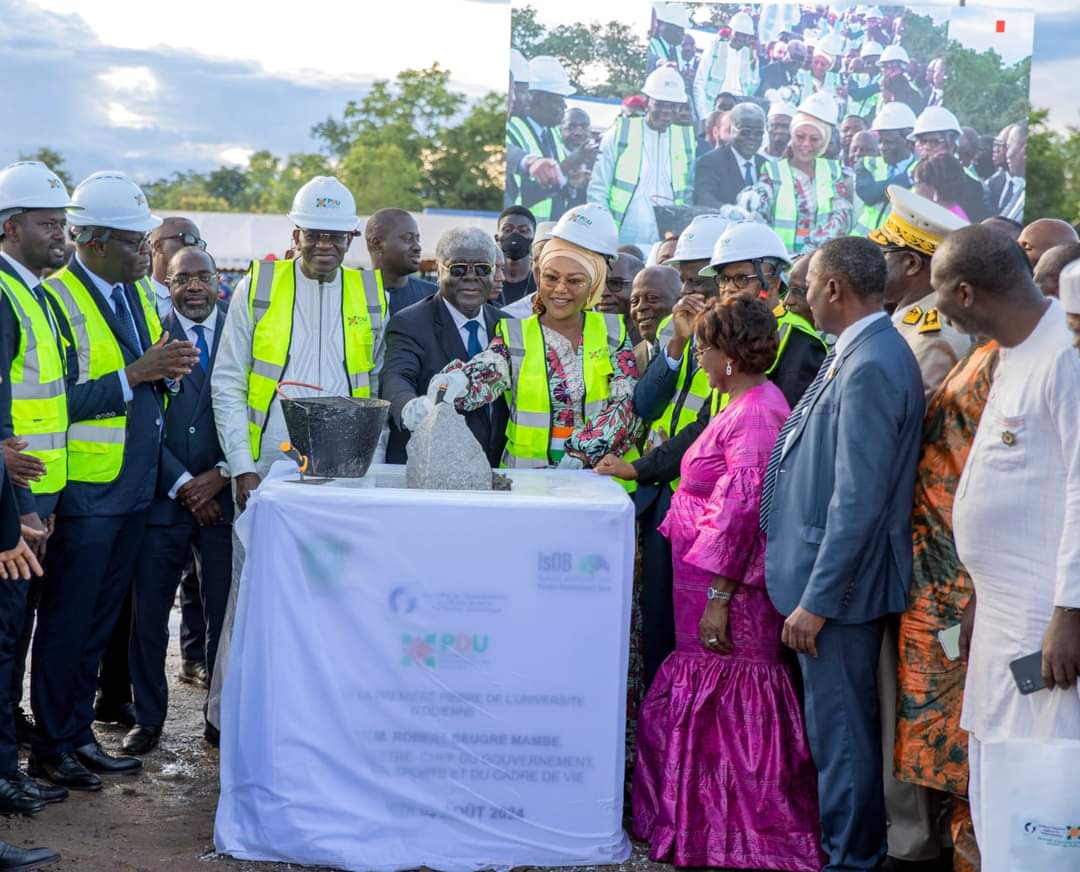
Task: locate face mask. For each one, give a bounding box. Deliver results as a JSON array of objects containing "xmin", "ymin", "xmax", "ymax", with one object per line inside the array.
[{"xmin": 500, "ymin": 232, "xmax": 533, "ymax": 261}]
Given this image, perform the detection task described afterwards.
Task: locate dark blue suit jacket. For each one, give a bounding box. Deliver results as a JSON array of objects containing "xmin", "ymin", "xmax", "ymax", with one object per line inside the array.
[
  {"xmin": 52, "ymin": 260, "xmax": 165, "ymax": 518},
  {"xmin": 149, "ymin": 306, "xmax": 232, "ymax": 526},
  {"xmin": 764, "ymin": 316, "xmax": 924, "ymax": 622}
]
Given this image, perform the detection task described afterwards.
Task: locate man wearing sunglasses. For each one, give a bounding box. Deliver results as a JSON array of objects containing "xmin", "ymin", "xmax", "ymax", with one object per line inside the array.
[
  {"xmin": 149, "ymin": 217, "xmax": 206, "ymax": 317},
  {"xmin": 902, "ymin": 107, "xmax": 991, "ymax": 223},
  {"xmin": 381, "ymin": 227, "xmax": 507, "ymax": 465}
]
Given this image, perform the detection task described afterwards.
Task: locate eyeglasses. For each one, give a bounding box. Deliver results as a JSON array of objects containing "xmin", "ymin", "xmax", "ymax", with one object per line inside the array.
[
  {"xmin": 96, "ymin": 230, "xmax": 150, "ymax": 251},
  {"xmin": 717, "ymin": 272, "xmax": 763, "ymax": 290},
  {"xmin": 605, "ymin": 277, "xmax": 631, "ymax": 292},
  {"xmin": 155, "ymin": 232, "xmax": 207, "ymax": 250},
  {"xmin": 785, "ymin": 284, "xmax": 809, "ymax": 299},
  {"xmin": 446, "ymin": 262, "xmax": 494, "ymax": 278},
  {"xmin": 299, "ymin": 229, "xmax": 353, "ymax": 247},
  {"xmin": 916, "ymin": 136, "xmax": 948, "ymax": 149},
  {"xmin": 169, "ymin": 272, "xmax": 218, "ymax": 288}
]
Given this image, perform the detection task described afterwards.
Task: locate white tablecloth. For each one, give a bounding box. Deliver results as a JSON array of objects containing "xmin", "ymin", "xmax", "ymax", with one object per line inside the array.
[{"xmin": 214, "ymin": 464, "xmax": 634, "ymax": 871}]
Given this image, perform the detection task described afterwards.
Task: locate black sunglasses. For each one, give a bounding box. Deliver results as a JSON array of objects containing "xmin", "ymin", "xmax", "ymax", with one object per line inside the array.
[
  {"xmin": 446, "ymin": 262, "xmax": 493, "ymax": 278},
  {"xmin": 155, "ymin": 231, "xmax": 207, "ymax": 250}
]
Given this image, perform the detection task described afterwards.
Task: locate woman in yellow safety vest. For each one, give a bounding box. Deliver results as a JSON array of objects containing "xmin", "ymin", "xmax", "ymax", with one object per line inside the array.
[
  {"xmin": 436, "ymin": 234, "xmax": 640, "ymax": 471},
  {"xmin": 739, "ymin": 93, "xmax": 853, "ymax": 256}
]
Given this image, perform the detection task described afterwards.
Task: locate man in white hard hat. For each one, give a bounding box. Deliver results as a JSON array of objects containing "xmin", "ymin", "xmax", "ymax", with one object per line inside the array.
[
  {"xmin": 588, "ymin": 67, "xmax": 696, "ymax": 248},
  {"xmin": 31, "ymin": 171, "xmax": 199, "ymax": 790},
  {"xmin": 692, "ymin": 11, "xmax": 759, "ymax": 119},
  {"xmin": 648, "ymin": 2, "xmax": 694, "ymax": 78},
  {"xmin": 505, "ymin": 56, "xmax": 593, "ymax": 223},
  {"xmin": 879, "ymin": 45, "xmax": 925, "ymax": 118},
  {"xmin": 797, "ymin": 33, "xmax": 844, "ymax": 101},
  {"xmin": 846, "ymin": 40, "xmax": 884, "ymax": 119},
  {"xmin": 693, "ymin": 102, "xmax": 767, "ymax": 208},
  {"xmin": 0, "ymin": 161, "xmax": 78, "ymax": 815},
  {"xmin": 854, "ymin": 101, "xmax": 917, "ymax": 235},
  {"xmin": 906, "ymin": 107, "xmax": 991, "ymax": 222}
]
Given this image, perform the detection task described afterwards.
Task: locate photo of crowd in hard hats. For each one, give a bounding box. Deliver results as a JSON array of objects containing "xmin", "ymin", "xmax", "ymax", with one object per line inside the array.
[{"xmin": 506, "ymin": 2, "xmax": 1033, "ymax": 253}]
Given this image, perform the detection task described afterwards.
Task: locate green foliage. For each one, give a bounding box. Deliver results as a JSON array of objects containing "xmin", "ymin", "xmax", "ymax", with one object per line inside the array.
[
  {"xmin": 1024, "ymin": 109, "xmax": 1078, "ymax": 224},
  {"xmin": 340, "ymin": 142, "xmax": 423, "ymax": 214},
  {"xmin": 899, "ymin": 12, "xmax": 949, "ymax": 64},
  {"xmin": 17, "ymin": 147, "xmax": 72, "ymax": 189},
  {"xmin": 511, "ymin": 4, "xmax": 647, "ymax": 100},
  {"xmin": 426, "ymin": 91, "xmax": 506, "ymax": 211},
  {"xmin": 944, "ymin": 50, "xmax": 1029, "ymax": 136}
]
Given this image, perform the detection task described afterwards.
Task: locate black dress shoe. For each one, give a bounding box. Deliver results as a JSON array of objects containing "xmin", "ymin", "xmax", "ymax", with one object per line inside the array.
[
  {"xmin": 0, "ymin": 779, "xmax": 45, "ymax": 816},
  {"xmin": 4, "ymin": 771, "xmax": 66, "ymax": 804},
  {"xmin": 27, "ymin": 754, "xmax": 101, "ymax": 792},
  {"xmin": 74, "ymin": 741, "xmax": 141, "ymax": 774},
  {"xmin": 0, "ymin": 840, "xmax": 60, "ymax": 870},
  {"xmin": 13, "ymin": 709, "xmax": 36, "ymax": 746},
  {"xmin": 203, "ymin": 720, "xmax": 220, "ymax": 748},
  {"xmin": 121, "ymin": 725, "xmax": 161, "ymax": 755},
  {"xmin": 179, "ymin": 659, "xmax": 210, "ymax": 690},
  {"xmin": 93, "ymin": 699, "xmax": 136, "ymax": 727}
]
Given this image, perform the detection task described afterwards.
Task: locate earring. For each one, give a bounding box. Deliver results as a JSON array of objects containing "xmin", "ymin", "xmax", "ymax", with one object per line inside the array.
[{"xmin": 725, "ymin": 361, "xmax": 733, "ymax": 376}]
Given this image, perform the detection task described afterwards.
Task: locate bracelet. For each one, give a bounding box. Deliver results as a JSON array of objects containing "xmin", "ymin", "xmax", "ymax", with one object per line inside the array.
[{"xmin": 706, "ymin": 587, "xmax": 733, "ymax": 604}]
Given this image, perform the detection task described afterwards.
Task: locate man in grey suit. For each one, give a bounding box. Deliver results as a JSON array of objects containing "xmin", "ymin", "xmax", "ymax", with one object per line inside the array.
[{"xmin": 760, "ymin": 237, "xmax": 924, "ymax": 871}]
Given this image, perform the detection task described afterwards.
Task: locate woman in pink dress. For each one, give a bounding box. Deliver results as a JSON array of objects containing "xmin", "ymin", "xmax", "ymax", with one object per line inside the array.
[{"xmin": 631, "ymin": 296, "xmax": 823, "ymax": 871}]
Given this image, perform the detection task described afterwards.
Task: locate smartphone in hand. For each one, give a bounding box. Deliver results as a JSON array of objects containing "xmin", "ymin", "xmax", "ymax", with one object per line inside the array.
[{"xmin": 1009, "ymin": 650, "xmax": 1048, "ymax": 695}]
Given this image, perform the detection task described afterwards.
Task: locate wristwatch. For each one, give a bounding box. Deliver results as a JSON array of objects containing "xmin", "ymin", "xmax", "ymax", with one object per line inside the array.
[
  {"xmin": 706, "ymin": 587, "xmax": 733, "ymax": 604},
  {"xmin": 217, "ymin": 466, "xmax": 231, "ymax": 481}
]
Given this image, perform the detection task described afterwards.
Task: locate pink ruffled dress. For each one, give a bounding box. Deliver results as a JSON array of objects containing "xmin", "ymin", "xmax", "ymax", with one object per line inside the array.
[{"xmin": 632, "ymin": 381, "xmax": 824, "ymax": 871}]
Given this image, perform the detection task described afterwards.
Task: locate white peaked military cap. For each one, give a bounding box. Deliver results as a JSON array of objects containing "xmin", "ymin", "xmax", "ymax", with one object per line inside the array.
[{"xmin": 869, "ymin": 185, "xmax": 968, "ymax": 256}]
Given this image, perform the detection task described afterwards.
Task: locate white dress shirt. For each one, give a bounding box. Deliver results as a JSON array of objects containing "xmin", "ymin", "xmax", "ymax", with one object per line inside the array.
[
  {"xmin": 166, "ymin": 308, "xmax": 221, "ymax": 499},
  {"xmin": 955, "ymin": 298, "xmax": 1080, "ymax": 742},
  {"xmin": 441, "ymin": 297, "xmax": 488, "ymax": 353},
  {"xmin": 833, "ymin": 310, "xmax": 888, "ymax": 359},
  {"xmin": 212, "ymin": 263, "xmax": 385, "ymax": 478},
  {"xmin": 588, "ymin": 122, "xmax": 676, "ymax": 248},
  {"xmin": 153, "ymin": 277, "xmax": 172, "ymax": 318},
  {"xmin": 735, "ymin": 149, "xmax": 758, "ymax": 186}
]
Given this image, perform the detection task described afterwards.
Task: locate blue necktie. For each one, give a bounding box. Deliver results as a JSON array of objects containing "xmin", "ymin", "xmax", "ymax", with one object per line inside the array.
[
  {"xmin": 759, "ymin": 348, "xmax": 836, "ymax": 533},
  {"xmin": 464, "ymin": 320, "xmax": 483, "ymax": 358},
  {"xmin": 743, "ymin": 160, "xmax": 754, "ymax": 187},
  {"xmin": 192, "ymin": 324, "xmax": 210, "ymax": 372},
  {"xmin": 110, "ymin": 285, "xmax": 140, "ymax": 353}
]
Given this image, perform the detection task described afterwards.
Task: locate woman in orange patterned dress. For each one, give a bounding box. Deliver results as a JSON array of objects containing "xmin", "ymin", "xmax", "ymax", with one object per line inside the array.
[{"xmin": 895, "ymin": 341, "xmax": 998, "ymax": 872}]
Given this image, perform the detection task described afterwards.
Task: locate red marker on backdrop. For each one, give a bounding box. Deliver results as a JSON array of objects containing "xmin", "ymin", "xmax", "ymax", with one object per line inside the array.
[{"xmin": 996, "ymin": 20, "xmax": 1006, "ymax": 33}]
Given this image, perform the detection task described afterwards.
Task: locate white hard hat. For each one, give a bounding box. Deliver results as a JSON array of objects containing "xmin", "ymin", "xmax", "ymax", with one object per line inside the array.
[
  {"xmin": 701, "ymin": 222, "xmax": 790, "ymax": 276},
  {"xmin": 729, "ymin": 12, "xmax": 755, "ymax": 36},
  {"xmin": 909, "ymin": 106, "xmax": 962, "ymax": 140},
  {"xmin": 797, "ymin": 92, "xmax": 840, "ymax": 126},
  {"xmin": 653, "ymin": 2, "xmax": 692, "ymax": 29},
  {"xmin": 288, "ymin": 176, "xmax": 359, "ymax": 232},
  {"xmin": 0, "ymin": 161, "xmax": 78, "ymax": 216},
  {"xmin": 872, "ymin": 101, "xmax": 917, "ymax": 132},
  {"xmin": 510, "ymin": 48, "xmax": 530, "ymax": 85},
  {"xmin": 768, "ymin": 100, "xmax": 798, "ymax": 120},
  {"xmin": 69, "ymin": 171, "xmax": 161, "ymax": 233},
  {"xmin": 528, "ymin": 55, "xmax": 576, "ymax": 97},
  {"xmin": 860, "ymin": 40, "xmax": 884, "ymax": 58},
  {"xmin": 534, "ymin": 220, "xmax": 557, "ymax": 245},
  {"xmin": 670, "ymin": 214, "xmax": 732, "ymax": 264},
  {"xmin": 551, "ymin": 203, "xmax": 620, "ymax": 259},
  {"xmin": 816, "ymin": 33, "xmax": 846, "ymax": 58},
  {"xmin": 879, "ymin": 44, "xmax": 910, "ymax": 65},
  {"xmin": 643, "ymin": 66, "xmax": 688, "ymax": 103},
  {"xmin": 1060, "ymin": 258, "xmax": 1080, "ymax": 314}
]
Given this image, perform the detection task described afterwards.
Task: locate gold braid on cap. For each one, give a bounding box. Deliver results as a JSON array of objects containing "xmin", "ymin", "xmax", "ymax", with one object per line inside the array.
[{"xmin": 869, "ymin": 211, "xmax": 941, "ymax": 257}]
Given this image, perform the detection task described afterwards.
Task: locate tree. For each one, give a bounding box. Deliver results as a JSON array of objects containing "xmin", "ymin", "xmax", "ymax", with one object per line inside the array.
[
  {"xmin": 944, "ymin": 48, "xmax": 1029, "ymax": 136},
  {"xmin": 339, "ymin": 142, "xmax": 423, "ymax": 214},
  {"xmin": 511, "ymin": 5, "xmax": 546, "ymax": 57},
  {"xmin": 17, "ymin": 147, "xmax": 72, "ymax": 189},
  {"xmin": 900, "ymin": 12, "xmax": 949, "ymax": 65},
  {"xmin": 427, "ymin": 92, "xmax": 505, "ymax": 211},
  {"xmin": 1024, "ymin": 109, "xmax": 1076, "ymax": 224}
]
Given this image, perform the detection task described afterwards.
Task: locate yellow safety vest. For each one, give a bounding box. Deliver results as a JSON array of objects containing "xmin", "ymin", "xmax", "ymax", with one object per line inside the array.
[
  {"xmin": 772, "ymin": 158, "xmax": 841, "ymax": 254},
  {"xmin": 506, "ymin": 117, "xmax": 567, "ymax": 221},
  {"xmin": 0, "ymin": 272, "xmax": 68, "ymax": 494},
  {"xmin": 609, "ymin": 116, "xmax": 694, "ymax": 227},
  {"xmin": 44, "ymin": 268, "xmax": 161, "ymax": 484},
  {"xmin": 847, "ymin": 74, "xmax": 882, "ymax": 119},
  {"xmin": 495, "ymin": 312, "xmax": 639, "ymax": 491},
  {"xmin": 854, "ymin": 156, "xmax": 891, "ymax": 236},
  {"xmin": 245, "ymin": 258, "xmax": 387, "ymax": 461}
]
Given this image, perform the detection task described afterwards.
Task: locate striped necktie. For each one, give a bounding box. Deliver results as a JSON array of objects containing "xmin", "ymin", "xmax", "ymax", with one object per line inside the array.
[{"xmin": 759, "ymin": 348, "xmax": 836, "ymax": 533}]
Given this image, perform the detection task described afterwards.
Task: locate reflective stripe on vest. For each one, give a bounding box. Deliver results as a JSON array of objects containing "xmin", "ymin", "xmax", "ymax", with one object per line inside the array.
[
  {"xmin": 43, "ymin": 270, "xmax": 161, "ymax": 484},
  {"xmin": 496, "ymin": 312, "xmax": 639, "ymax": 491},
  {"xmin": 847, "ymin": 75, "xmax": 881, "ymax": 118},
  {"xmin": 507, "ymin": 117, "xmax": 567, "ymax": 221},
  {"xmin": 773, "ymin": 158, "xmax": 838, "ymax": 252},
  {"xmin": 854, "ymin": 156, "xmax": 891, "ymax": 236},
  {"xmin": 767, "ymin": 308, "xmax": 827, "ymax": 376},
  {"xmin": 609, "ymin": 116, "xmax": 694, "ymax": 227},
  {"xmin": 646, "ymin": 315, "xmax": 711, "ymax": 450},
  {"xmin": 245, "ymin": 258, "xmax": 386, "ymax": 461},
  {"xmin": 0, "ymin": 273, "xmax": 68, "ymax": 493}
]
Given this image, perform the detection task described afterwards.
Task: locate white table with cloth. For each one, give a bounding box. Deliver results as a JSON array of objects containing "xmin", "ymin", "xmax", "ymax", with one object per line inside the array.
[{"xmin": 214, "ymin": 463, "xmax": 635, "ymax": 872}]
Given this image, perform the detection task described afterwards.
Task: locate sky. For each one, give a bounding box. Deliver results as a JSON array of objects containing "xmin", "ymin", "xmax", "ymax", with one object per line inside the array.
[{"xmin": 5, "ymin": 0, "xmax": 1079, "ymax": 184}]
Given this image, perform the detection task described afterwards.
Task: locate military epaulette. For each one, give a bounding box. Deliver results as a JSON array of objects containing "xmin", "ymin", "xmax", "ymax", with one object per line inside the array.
[
  {"xmin": 901, "ymin": 305, "xmax": 922, "ymax": 325},
  {"xmin": 918, "ymin": 308, "xmax": 942, "ymax": 334}
]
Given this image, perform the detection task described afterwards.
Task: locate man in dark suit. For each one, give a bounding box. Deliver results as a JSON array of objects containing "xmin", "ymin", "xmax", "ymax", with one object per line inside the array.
[
  {"xmin": 761, "ymin": 237, "xmax": 924, "ymax": 871},
  {"xmin": 123, "ymin": 247, "xmax": 232, "ymax": 755},
  {"xmin": 381, "ymin": 228, "xmax": 507, "ymax": 465},
  {"xmin": 31, "ymin": 172, "xmax": 199, "ymax": 791},
  {"xmin": 692, "ymin": 102, "xmax": 768, "ymax": 208}
]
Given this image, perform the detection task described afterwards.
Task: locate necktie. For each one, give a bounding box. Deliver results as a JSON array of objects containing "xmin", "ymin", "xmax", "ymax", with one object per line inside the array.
[
  {"xmin": 110, "ymin": 285, "xmax": 140, "ymax": 353},
  {"xmin": 759, "ymin": 348, "xmax": 837, "ymax": 533},
  {"xmin": 31, "ymin": 284, "xmax": 57, "ymax": 339},
  {"xmin": 192, "ymin": 324, "xmax": 210, "ymax": 372},
  {"xmin": 464, "ymin": 320, "xmax": 483, "ymax": 358},
  {"xmin": 743, "ymin": 160, "xmax": 755, "ymax": 187}
]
